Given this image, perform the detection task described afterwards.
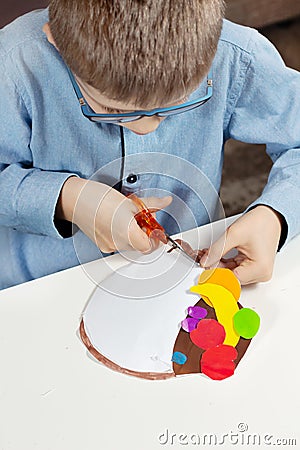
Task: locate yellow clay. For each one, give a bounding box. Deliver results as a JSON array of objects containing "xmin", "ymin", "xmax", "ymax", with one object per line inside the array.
[
  {"xmin": 198, "ymin": 268, "xmax": 241, "ymax": 302},
  {"xmin": 190, "ymin": 283, "xmax": 240, "ymax": 347}
]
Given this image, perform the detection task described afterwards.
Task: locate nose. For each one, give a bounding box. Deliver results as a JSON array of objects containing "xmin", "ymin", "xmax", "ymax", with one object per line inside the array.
[{"xmin": 122, "ymin": 116, "xmax": 164, "ymax": 135}]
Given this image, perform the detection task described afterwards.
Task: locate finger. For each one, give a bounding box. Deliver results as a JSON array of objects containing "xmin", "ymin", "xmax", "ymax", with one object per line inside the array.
[
  {"xmin": 94, "ymin": 236, "xmax": 116, "ymax": 254},
  {"xmin": 100, "ymin": 246, "xmax": 116, "ymax": 254},
  {"xmin": 142, "ymin": 237, "xmax": 163, "ymax": 254},
  {"xmin": 233, "ymin": 259, "xmax": 259, "ymax": 285},
  {"xmin": 127, "ymin": 219, "xmax": 153, "ymax": 253},
  {"xmin": 200, "ymin": 227, "xmax": 239, "ymax": 268},
  {"xmin": 109, "ymin": 207, "xmax": 153, "ymax": 253},
  {"xmin": 150, "ymin": 237, "xmax": 163, "ymax": 250},
  {"xmin": 142, "ymin": 196, "xmax": 173, "ymax": 212},
  {"xmin": 233, "ymin": 259, "xmax": 273, "ymax": 285}
]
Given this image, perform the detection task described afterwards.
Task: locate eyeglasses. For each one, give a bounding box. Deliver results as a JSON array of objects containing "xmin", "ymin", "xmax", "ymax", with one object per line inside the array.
[{"xmin": 66, "ymin": 66, "xmax": 213, "ymax": 124}]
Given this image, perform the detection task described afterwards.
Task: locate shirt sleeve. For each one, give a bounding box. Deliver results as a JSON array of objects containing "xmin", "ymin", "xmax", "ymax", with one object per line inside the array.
[
  {"xmin": 0, "ymin": 49, "xmax": 77, "ymax": 239},
  {"xmin": 226, "ymin": 30, "xmax": 300, "ymax": 248}
]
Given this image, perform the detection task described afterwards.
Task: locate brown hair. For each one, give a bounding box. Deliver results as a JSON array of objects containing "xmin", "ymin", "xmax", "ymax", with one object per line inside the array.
[{"xmin": 49, "ymin": 0, "xmax": 224, "ymax": 107}]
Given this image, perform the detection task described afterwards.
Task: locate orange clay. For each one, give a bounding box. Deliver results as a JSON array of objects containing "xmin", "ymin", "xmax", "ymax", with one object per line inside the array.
[{"xmin": 198, "ymin": 268, "xmax": 241, "ymax": 301}]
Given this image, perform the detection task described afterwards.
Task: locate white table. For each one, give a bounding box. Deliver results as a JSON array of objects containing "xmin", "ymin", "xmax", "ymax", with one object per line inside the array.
[{"xmin": 0, "ymin": 217, "xmax": 299, "ymax": 450}]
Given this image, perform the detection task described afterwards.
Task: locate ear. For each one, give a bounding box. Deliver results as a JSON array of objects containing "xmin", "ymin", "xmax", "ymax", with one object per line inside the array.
[{"xmin": 43, "ymin": 22, "xmax": 58, "ymax": 50}]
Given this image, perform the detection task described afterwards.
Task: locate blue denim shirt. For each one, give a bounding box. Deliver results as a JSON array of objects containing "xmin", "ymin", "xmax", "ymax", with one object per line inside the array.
[{"xmin": 0, "ymin": 9, "xmax": 300, "ymax": 290}]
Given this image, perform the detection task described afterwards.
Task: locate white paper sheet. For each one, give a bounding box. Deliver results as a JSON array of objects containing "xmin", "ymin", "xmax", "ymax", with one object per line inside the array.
[{"xmin": 83, "ymin": 247, "xmax": 203, "ymax": 373}]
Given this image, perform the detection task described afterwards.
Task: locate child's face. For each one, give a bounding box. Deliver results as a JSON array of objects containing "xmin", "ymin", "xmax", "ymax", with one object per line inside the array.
[{"xmin": 75, "ymin": 77, "xmax": 171, "ymax": 135}]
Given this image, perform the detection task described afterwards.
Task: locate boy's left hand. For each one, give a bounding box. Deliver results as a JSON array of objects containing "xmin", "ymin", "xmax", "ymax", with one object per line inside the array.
[{"xmin": 200, "ymin": 205, "xmax": 283, "ymax": 285}]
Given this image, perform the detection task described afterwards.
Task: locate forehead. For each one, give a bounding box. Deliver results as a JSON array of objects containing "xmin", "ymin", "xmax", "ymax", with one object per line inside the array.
[{"xmin": 77, "ymin": 77, "xmax": 187, "ymax": 111}]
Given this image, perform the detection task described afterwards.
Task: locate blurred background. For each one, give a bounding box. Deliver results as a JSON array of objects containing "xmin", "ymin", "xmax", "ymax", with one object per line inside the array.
[{"xmin": 1, "ymin": 1, "xmax": 300, "ymax": 216}]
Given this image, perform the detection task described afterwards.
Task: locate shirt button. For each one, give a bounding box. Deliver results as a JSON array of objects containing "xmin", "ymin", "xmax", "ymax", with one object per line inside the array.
[{"xmin": 126, "ymin": 173, "xmax": 138, "ymax": 184}]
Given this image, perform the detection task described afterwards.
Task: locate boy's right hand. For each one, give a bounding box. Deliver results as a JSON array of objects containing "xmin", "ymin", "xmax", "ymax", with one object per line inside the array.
[{"xmin": 56, "ymin": 176, "xmax": 172, "ymax": 253}]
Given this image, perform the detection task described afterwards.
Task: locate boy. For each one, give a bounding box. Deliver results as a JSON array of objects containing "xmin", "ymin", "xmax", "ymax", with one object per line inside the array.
[{"xmin": 0, "ymin": 0, "xmax": 299, "ymax": 290}]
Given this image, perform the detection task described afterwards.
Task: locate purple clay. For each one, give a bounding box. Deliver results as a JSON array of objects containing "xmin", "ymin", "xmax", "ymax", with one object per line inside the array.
[
  {"xmin": 187, "ymin": 306, "xmax": 208, "ymax": 319},
  {"xmin": 181, "ymin": 317, "xmax": 199, "ymax": 332}
]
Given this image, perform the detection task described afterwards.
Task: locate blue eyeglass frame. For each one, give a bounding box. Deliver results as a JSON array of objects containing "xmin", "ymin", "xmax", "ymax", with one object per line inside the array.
[{"xmin": 66, "ymin": 66, "xmax": 213, "ymax": 124}]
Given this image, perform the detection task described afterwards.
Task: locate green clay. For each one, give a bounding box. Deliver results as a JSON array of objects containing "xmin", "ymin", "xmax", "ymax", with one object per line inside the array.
[{"xmin": 233, "ymin": 308, "xmax": 260, "ymax": 339}]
